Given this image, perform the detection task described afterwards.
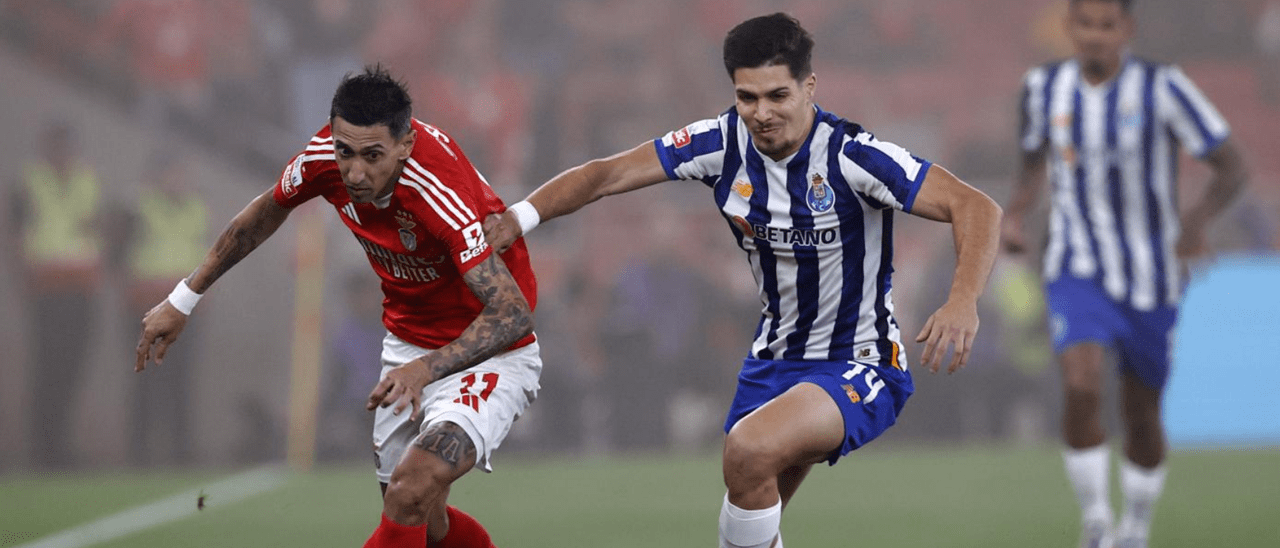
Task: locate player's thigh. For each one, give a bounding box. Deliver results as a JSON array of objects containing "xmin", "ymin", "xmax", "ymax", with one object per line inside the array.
[
  {"xmin": 726, "ymin": 382, "xmax": 844, "ymax": 466},
  {"xmin": 392, "ymin": 421, "xmax": 478, "ymax": 488},
  {"xmin": 1059, "ymin": 342, "xmax": 1108, "ymax": 390},
  {"xmin": 374, "ymin": 339, "xmax": 542, "ymax": 482},
  {"xmin": 1115, "ymin": 306, "xmax": 1176, "ymax": 391}
]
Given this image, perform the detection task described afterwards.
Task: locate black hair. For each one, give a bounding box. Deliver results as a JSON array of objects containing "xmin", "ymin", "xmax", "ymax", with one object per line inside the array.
[
  {"xmin": 1070, "ymin": 0, "xmax": 1133, "ymax": 13},
  {"xmin": 722, "ymin": 13, "xmax": 815, "ymax": 81},
  {"xmin": 329, "ymin": 64, "xmax": 413, "ymax": 138}
]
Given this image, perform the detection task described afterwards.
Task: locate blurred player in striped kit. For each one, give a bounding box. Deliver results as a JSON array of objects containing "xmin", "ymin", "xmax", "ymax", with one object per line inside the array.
[
  {"xmin": 485, "ymin": 13, "xmax": 1002, "ymax": 548},
  {"xmin": 1001, "ymin": 1, "xmax": 1248, "ymax": 547}
]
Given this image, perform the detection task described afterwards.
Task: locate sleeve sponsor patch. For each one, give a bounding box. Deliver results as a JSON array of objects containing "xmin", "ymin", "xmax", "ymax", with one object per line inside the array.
[
  {"xmin": 458, "ymin": 222, "xmax": 489, "ymax": 263},
  {"xmin": 280, "ymin": 155, "xmax": 304, "ymax": 198},
  {"xmin": 672, "ymin": 127, "xmax": 691, "ymax": 148}
]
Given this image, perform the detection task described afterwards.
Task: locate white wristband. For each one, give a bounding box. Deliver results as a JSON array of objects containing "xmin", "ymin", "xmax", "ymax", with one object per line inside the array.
[
  {"xmin": 167, "ymin": 279, "xmax": 203, "ymax": 316},
  {"xmin": 507, "ymin": 200, "xmax": 541, "ymax": 236}
]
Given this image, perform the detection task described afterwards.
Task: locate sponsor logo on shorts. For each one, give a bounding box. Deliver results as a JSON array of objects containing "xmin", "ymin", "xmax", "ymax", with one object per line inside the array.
[{"xmin": 842, "ymin": 384, "xmax": 861, "ymax": 404}]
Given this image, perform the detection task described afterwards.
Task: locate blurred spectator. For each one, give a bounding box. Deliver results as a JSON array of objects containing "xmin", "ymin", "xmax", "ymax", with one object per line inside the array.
[
  {"xmin": 281, "ymin": 0, "xmax": 373, "ymax": 140},
  {"xmin": 8, "ymin": 120, "xmax": 107, "ymax": 469},
  {"xmin": 1258, "ymin": 1, "xmax": 1280, "ymax": 103},
  {"xmin": 591, "ymin": 211, "xmax": 723, "ymax": 452},
  {"xmin": 204, "ymin": 0, "xmax": 283, "ymax": 127},
  {"xmin": 407, "ymin": 0, "xmax": 533, "ymax": 193},
  {"xmin": 317, "ymin": 269, "xmax": 384, "ymax": 462},
  {"xmin": 120, "ymin": 150, "xmax": 209, "ymax": 467},
  {"xmin": 90, "ymin": 0, "xmax": 213, "ymax": 126}
]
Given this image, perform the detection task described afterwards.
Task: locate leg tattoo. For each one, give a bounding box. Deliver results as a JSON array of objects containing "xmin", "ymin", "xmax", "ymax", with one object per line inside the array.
[{"xmin": 413, "ymin": 422, "xmax": 477, "ymax": 470}]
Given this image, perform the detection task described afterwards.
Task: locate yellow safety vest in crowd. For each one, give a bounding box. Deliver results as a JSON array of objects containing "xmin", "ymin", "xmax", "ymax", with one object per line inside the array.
[
  {"xmin": 22, "ymin": 161, "xmax": 101, "ymax": 266},
  {"xmin": 129, "ymin": 189, "xmax": 208, "ymax": 280}
]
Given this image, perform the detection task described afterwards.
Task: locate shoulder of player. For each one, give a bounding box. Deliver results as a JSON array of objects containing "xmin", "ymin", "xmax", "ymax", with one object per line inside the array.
[
  {"xmin": 1021, "ymin": 58, "xmax": 1075, "ymax": 84},
  {"xmin": 394, "ymin": 157, "xmax": 484, "ymax": 230}
]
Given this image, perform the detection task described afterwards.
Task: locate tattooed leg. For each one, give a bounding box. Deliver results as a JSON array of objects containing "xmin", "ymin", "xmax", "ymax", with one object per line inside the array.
[{"xmin": 381, "ymin": 421, "xmax": 478, "ymax": 533}]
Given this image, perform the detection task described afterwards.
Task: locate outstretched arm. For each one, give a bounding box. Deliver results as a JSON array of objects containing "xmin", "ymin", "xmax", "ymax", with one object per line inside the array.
[
  {"xmin": 1001, "ymin": 147, "xmax": 1048, "ymax": 255},
  {"xmin": 483, "ymin": 142, "xmax": 670, "ymax": 251},
  {"xmin": 1177, "ymin": 138, "xmax": 1247, "ymax": 259},
  {"xmin": 907, "ymin": 164, "xmax": 1004, "ymax": 374},
  {"xmin": 135, "ymin": 187, "xmax": 292, "ymax": 371},
  {"xmin": 367, "ymin": 253, "xmax": 535, "ymax": 419}
]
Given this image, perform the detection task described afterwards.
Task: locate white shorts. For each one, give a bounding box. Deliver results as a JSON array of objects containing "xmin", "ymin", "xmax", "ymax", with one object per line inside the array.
[{"xmin": 372, "ymin": 332, "xmax": 541, "ymax": 482}]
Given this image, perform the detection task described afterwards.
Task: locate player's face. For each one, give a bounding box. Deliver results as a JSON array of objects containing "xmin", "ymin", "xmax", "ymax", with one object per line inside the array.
[
  {"xmin": 1065, "ymin": 0, "xmax": 1133, "ymax": 81},
  {"xmin": 331, "ymin": 116, "xmax": 416, "ymax": 204},
  {"xmin": 732, "ymin": 64, "xmax": 816, "ymax": 161}
]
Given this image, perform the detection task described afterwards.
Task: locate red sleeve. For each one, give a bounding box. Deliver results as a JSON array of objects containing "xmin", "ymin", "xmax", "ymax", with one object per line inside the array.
[
  {"xmin": 272, "ymin": 153, "xmax": 322, "ymax": 208},
  {"xmin": 401, "ymin": 150, "xmax": 492, "ymax": 275}
]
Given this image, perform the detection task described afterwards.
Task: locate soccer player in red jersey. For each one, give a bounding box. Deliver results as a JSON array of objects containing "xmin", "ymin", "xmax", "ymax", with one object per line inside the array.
[{"xmin": 135, "ymin": 66, "xmax": 538, "ymax": 548}]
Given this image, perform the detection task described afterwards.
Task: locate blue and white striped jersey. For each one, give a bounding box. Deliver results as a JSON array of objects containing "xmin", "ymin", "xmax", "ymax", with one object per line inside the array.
[
  {"xmin": 653, "ymin": 106, "xmax": 931, "ymax": 369},
  {"xmin": 1020, "ymin": 56, "xmax": 1230, "ymax": 311}
]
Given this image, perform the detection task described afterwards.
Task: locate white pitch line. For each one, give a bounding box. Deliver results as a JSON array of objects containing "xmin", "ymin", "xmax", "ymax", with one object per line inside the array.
[{"xmin": 12, "ymin": 466, "xmax": 287, "ymax": 548}]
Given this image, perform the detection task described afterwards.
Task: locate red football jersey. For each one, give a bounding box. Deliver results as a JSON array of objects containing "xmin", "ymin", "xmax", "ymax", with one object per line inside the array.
[{"xmin": 273, "ymin": 119, "xmax": 537, "ymax": 350}]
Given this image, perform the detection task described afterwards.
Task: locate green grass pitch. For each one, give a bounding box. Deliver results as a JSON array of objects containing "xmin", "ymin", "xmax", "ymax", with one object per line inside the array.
[{"xmin": 1, "ymin": 445, "xmax": 1276, "ymax": 547}]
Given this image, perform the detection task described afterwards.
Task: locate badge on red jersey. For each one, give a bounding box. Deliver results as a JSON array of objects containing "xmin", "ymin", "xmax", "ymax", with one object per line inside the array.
[
  {"xmin": 672, "ymin": 127, "xmax": 692, "ymax": 148},
  {"xmin": 396, "ymin": 211, "xmax": 418, "ymax": 252}
]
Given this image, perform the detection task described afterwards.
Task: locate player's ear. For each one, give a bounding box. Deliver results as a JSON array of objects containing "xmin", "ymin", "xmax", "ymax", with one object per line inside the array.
[
  {"xmin": 805, "ymin": 72, "xmax": 817, "ymax": 100},
  {"xmin": 398, "ymin": 128, "xmax": 416, "ymax": 161}
]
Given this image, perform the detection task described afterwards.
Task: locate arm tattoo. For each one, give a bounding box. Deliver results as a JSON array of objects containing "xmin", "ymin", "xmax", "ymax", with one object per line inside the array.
[
  {"xmin": 188, "ymin": 195, "xmax": 286, "ymax": 293},
  {"xmin": 413, "ymin": 422, "xmax": 476, "ymax": 469},
  {"xmin": 424, "ymin": 254, "xmax": 534, "ymax": 381}
]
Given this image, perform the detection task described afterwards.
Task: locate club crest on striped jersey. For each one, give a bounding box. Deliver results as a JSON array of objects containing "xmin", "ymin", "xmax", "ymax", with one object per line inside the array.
[
  {"xmin": 731, "ymin": 179, "xmax": 753, "ymax": 199},
  {"xmin": 672, "ymin": 127, "xmax": 692, "ymax": 148},
  {"xmin": 396, "ymin": 210, "xmax": 418, "ymax": 251},
  {"xmin": 1119, "ymin": 105, "xmax": 1143, "ymax": 128},
  {"xmin": 806, "ymin": 172, "xmax": 834, "ymax": 213}
]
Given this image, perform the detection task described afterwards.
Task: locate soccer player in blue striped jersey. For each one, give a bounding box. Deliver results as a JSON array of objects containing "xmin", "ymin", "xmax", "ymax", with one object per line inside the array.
[
  {"xmin": 1001, "ymin": 1, "xmax": 1247, "ymax": 547},
  {"xmin": 485, "ymin": 13, "xmax": 1002, "ymax": 548}
]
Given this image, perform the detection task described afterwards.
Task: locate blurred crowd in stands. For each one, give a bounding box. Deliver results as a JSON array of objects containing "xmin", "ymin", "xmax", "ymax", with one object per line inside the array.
[{"xmin": 2, "ymin": 0, "xmax": 1277, "ymax": 468}]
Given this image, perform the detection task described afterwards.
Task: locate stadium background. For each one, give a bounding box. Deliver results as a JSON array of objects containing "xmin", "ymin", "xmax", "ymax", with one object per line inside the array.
[{"xmin": 0, "ymin": 0, "xmax": 1277, "ymax": 546}]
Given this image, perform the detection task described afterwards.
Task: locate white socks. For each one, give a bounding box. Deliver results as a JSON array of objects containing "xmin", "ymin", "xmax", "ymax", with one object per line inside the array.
[
  {"xmin": 1064, "ymin": 444, "xmax": 1169, "ymax": 544},
  {"xmin": 719, "ymin": 494, "xmax": 781, "ymax": 548},
  {"xmin": 1117, "ymin": 459, "xmax": 1167, "ymax": 541},
  {"xmin": 1063, "ymin": 444, "xmax": 1113, "ymax": 527}
]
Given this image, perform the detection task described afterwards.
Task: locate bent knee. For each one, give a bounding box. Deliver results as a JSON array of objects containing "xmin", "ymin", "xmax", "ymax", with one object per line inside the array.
[
  {"xmin": 382, "ymin": 477, "xmax": 435, "ymax": 525},
  {"xmin": 723, "ymin": 431, "xmax": 787, "ymax": 483}
]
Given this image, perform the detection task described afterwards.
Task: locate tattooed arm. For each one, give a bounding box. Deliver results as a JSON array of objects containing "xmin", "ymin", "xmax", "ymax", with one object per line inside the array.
[
  {"xmin": 185, "ymin": 188, "xmax": 292, "ymax": 293},
  {"xmin": 367, "ymin": 253, "xmax": 534, "ymax": 419},
  {"xmin": 136, "ymin": 188, "xmax": 292, "ymax": 371}
]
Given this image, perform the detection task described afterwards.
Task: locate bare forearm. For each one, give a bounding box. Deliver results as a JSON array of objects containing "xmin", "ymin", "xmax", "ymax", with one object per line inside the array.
[
  {"xmin": 526, "ymin": 143, "xmax": 669, "ymax": 224},
  {"xmin": 949, "ymin": 194, "xmax": 1003, "ymax": 303},
  {"xmin": 187, "ymin": 191, "xmax": 289, "ymax": 293},
  {"xmin": 1006, "ymin": 150, "xmax": 1047, "ymax": 221},
  {"xmin": 1186, "ymin": 140, "xmax": 1247, "ymax": 225},
  {"xmin": 527, "ymin": 161, "xmax": 607, "ymax": 222},
  {"xmin": 420, "ymin": 257, "xmax": 534, "ymax": 381}
]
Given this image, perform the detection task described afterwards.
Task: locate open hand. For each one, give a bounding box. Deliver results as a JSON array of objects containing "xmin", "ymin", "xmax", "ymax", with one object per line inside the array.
[
  {"xmin": 914, "ymin": 299, "xmax": 980, "ymax": 374},
  {"xmin": 367, "ymin": 359, "xmax": 432, "ymax": 421},
  {"xmin": 135, "ymin": 301, "xmax": 188, "ymax": 372}
]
